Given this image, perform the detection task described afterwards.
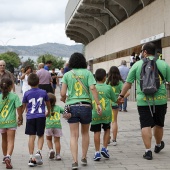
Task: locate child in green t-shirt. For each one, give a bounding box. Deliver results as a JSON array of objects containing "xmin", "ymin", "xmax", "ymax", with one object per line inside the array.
[
  {"xmin": 106, "ymin": 66, "xmax": 124, "ymax": 146},
  {"xmin": 90, "ymin": 68, "xmax": 116, "ymax": 161},
  {"xmin": 45, "ymin": 93, "xmax": 64, "ymax": 160},
  {"xmin": 0, "ymin": 77, "xmax": 23, "ymax": 169}
]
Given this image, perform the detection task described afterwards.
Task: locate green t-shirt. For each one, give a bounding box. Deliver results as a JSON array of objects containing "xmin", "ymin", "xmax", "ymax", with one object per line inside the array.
[
  {"xmin": 0, "ymin": 92, "xmax": 22, "ymax": 128},
  {"xmin": 46, "ymin": 105, "xmax": 64, "ymax": 129},
  {"xmin": 91, "ymin": 83, "xmax": 116, "ymax": 125},
  {"xmin": 110, "ymin": 81, "xmax": 123, "ymax": 106},
  {"xmin": 126, "ymin": 56, "xmax": 170, "ymax": 106},
  {"xmin": 62, "ymin": 69, "xmax": 96, "ymax": 105}
]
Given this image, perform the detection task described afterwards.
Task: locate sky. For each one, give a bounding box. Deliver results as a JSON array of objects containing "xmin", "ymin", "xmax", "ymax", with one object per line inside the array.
[{"xmin": 0, "ymin": 0, "xmax": 76, "ymax": 46}]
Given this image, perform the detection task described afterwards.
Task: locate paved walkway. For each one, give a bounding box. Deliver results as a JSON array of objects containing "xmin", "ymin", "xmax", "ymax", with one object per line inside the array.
[{"xmin": 0, "ymin": 85, "xmax": 170, "ymax": 170}]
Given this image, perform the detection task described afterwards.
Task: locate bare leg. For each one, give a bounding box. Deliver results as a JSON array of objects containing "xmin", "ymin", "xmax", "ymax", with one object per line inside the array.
[
  {"xmin": 69, "ymin": 123, "xmax": 79, "ymax": 163},
  {"xmin": 37, "ymin": 135, "xmax": 44, "ymax": 150},
  {"xmin": 1, "ymin": 133, "xmax": 7, "ymax": 156},
  {"xmin": 46, "ymin": 136, "xmax": 53, "ymax": 150},
  {"xmin": 6, "ymin": 130, "xmax": 16, "ymax": 156},
  {"xmin": 54, "ymin": 137, "xmax": 60, "ymax": 154},
  {"xmin": 81, "ymin": 124, "xmax": 90, "ymax": 159},
  {"xmin": 28, "ymin": 135, "xmax": 36, "ymax": 154},
  {"xmin": 141, "ymin": 127, "xmax": 152, "ymax": 149},
  {"xmin": 112, "ymin": 108, "xmax": 119, "ymax": 141},
  {"xmin": 153, "ymin": 125, "xmax": 163, "ymax": 144},
  {"xmin": 103, "ymin": 129, "xmax": 110, "ymax": 148},
  {"xmin": 94, "ymin": 132, "xmax": 100, "ymax": 151}
]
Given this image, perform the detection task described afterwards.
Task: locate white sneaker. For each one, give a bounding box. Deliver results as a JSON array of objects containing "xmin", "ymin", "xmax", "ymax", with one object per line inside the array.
[
  {"xmin": 113, "ymin": 140, "xmax": 117, "ymax": 146},
  {"xmin": 35, "ymin": 152, "xmax": 43, "ymax": 165},
  {"xmin": 49, "ymin": 150, "xmax": 55, "ymax": 159},
  {"xmin": 56, "ymin": 154, "xmax": 61, "ymax": 160}
]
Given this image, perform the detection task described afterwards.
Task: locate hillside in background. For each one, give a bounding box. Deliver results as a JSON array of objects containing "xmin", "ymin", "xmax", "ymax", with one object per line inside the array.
[{"xmin": 0, "ymin": 43, "xmax": 83, "ymax": 58}]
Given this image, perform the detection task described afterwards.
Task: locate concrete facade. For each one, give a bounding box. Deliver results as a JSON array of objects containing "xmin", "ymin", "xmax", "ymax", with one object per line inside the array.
[
  {"xmin": 85, "ymin": 0, "xmax": 170, "ymax": 73},
  {"xmin": 65, "ymin": 0, "xmax": 170, "ymax": 101}
]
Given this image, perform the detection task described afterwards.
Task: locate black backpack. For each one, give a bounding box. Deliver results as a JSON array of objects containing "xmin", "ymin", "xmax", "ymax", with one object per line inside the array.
[{"xmin": 140, "ymin": 57, "xmax": 164, "ymax": 115}]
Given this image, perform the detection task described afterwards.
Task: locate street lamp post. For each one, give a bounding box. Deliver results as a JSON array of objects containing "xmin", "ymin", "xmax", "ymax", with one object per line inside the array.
[{"xmin": 0, "ymin": 38, "xmax": 16, "ymax": 52}]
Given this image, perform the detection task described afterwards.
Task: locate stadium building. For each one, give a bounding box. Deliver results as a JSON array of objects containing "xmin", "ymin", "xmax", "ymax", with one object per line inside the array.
[{"xmin": 65, "ymin": 0, "xmax": 170, "ymax": 100}]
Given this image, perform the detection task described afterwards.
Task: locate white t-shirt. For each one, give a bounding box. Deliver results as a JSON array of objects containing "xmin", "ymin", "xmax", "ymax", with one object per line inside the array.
[
  {"xmin": 22, "ymin": 75, "xmax": 31, "ymax": 96},
  {"xmin": 57, "ymin": 72, "xmax": 63, "ymax": 85}
]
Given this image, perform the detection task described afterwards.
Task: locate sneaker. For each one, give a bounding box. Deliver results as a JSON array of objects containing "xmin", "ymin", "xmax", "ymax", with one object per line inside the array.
[
  {"xmin": 35, "ymin": 151, "xmax": 43, "ymax": 165},
  {"xmin": 93, "ymin": 152, "xmax": 101, "ymax": 161},
  {"xmin": 113, "ymin": 140, "xmax": 117, "ymax": 146},
  {"xmin": 154, "ymin": 141, "xmax": 165, "ymax": 153},
  {"xmin": 28, "ymin": 158, "xmax": 37, "ymax": 167},
  {"xmin": 81, "ymin": 158, "xmax": 87, "ymax": 165},
  {"xmin": 56, "ymin": 154, "xmax": 61, "ymax": 161},
  {"xmin": 123, "ymin": 110, "xmax": 128, "ymax": 112},
  {"xmin": 101, "ymin": 148, "xmax": 110, "ymax": 158},
  {"xmin": 143, "ymin": 150, "xmax": 153, "ymax": 160},
  {"xmin": 72, "ymin": 162, "xmax": 78, "ymax": 169},
  {"xmin": 4, "ymin": 156, "xmax": 13, "ymax": 169},
  {"xmin": 2, "ymin": 157, "xmax": 5, "ymax": 164},
  {"xmin": 49, "ymin": 150, "xmax": 55, "ymax": 159}
]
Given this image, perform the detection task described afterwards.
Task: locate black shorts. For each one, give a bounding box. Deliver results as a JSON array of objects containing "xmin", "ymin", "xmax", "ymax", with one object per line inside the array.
[
  {"xmin": 38, "ymin": 84, "xmax": 54, "ymax": 93},
  {"xmin": 137, "ymin": 104, "xmax": 167, "ymax": 129},
  {"xmin": 25, "ymin": 117, "xmax": 46, "ymax": 136},
  {"xmin": 90, "ymin": 123, "xmax": 110, "ymax": 132}
]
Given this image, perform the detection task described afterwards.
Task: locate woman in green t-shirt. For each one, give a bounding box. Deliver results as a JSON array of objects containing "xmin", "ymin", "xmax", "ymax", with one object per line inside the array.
[{"xmin": 61, "ymin": 53, "xmax": 102, "ymax": 169}]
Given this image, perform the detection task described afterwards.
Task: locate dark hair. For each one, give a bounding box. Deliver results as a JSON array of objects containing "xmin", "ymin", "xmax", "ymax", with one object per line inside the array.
[
  {"xmin": 0, "ymin": 78, "xmax": 13, "ymax": 99},
  {"xmin": 142, "ymin": 42, "xmax": 155, "ymax": 55},
  {"xmin": 28, "ymin": 73, "xmax": 39, "ymax": 86},
  {"xmin": 69, "ymin": 52, "xmax": 87, "ymax": 69},
  {"xmin": 46, "ymin": 60, "xmax": 52, "ymax": 64},
  {"xmin": 106, "ymin": 66, "xmax": 123, "ymax": 86},
  {"xmin": 136, "ymin": 55, "xmax": 140, "ymax": 61},
  {"xmin": 131, "ymin": 52, "xmax": 135, "ymax": 56},
  {"xmin": 24, "ymin": 65, "xmax": 33, "ymax": 73},
  {"xmin": 95, "ymin": 68, "xmax": 106, "ymax": 81},
  {"xmin": 47, "ymin": 93, "xmax": 56, "ymax": 116}
]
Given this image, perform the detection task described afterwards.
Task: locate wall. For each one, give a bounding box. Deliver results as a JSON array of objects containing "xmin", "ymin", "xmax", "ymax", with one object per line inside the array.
[{"xmin": 85, "ymin": 0, "xmax": 167, "ymax": 72}]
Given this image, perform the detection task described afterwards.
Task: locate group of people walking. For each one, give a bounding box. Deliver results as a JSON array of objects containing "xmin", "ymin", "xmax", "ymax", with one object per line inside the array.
[{"xmin": 0, "ymin": 42, "xmax": 170, "ymax": 170}]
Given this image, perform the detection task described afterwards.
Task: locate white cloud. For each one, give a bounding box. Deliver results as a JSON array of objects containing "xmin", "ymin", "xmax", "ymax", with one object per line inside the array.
[{"xmin": 0, "ymin": 0, "xmax": 76, "ymax": 46}]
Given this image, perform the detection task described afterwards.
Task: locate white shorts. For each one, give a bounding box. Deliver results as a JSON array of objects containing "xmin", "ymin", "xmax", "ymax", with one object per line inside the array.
[
  {"xmin": 0, "ymin": 128, "xmax": 17, "ymax": 133},
  {"xmin": 46, "ymin": 128, "xmax": 63, "ymax": 137}
]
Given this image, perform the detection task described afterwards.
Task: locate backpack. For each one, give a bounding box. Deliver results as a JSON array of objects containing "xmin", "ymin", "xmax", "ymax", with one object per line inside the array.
[
  {"xmin": 140, "ymin": 57, "xmax": 163, "ymax": 95},
  {"xmin": 140, "ymin": 57, "xmax": 164, "ymax": 115}
]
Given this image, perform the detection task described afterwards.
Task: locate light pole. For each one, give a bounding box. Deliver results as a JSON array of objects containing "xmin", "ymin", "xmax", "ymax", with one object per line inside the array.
[{"xmin": 0, "ymin": 38, "xmax": 16, "ymax": 52}]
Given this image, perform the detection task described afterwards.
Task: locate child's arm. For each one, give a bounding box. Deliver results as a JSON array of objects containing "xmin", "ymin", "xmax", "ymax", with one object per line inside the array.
[
  {"xmin": 17, "ymin": 106, "xmax": 23, "ymax": 126},
  {"xmin": 45, "ymin": 101, "xmax": 51, "ymax": 117}
]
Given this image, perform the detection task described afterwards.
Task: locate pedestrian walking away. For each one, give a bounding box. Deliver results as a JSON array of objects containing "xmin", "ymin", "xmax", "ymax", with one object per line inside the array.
[
  {"xmin": 22, "ymin": 73, "xmax": 51, "ymax": 167},
  {"xmin": 106, "ymin": 66, "xmax": 128, "ymax": 146},
  {"xmin": 45, "ymin": 93, "xmax": 64, "ymax": 161},
  {"xmin": 118, "ymin": 60, "xmax": 130, "ymax": 112},
  {"xmin": 117, "ymin": 42, "xmax": 170, "ymax": 160},
  {"xmin": 60, "ymin": 52, "xmax": 102, "ymax": 169},
  {"xmin": 90, "ymin": 68, "xmax": 116, "ymax": 161},
  {"xmin": 0, "ymin": 77, "xmax": 23, "ymax": 169}
]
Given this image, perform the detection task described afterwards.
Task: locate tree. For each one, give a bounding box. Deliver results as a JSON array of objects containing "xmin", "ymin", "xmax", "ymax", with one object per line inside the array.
[
  {"xmin": 0, "ymin": 51, "xmax": 21, "ymax": 73},
  {"xmin": 22, "ymin": 58, "xmax": 35, "ymax": 69},
  {"xmin": 37, "ymin": 54, "xmax": 65, "ymax": 69}
]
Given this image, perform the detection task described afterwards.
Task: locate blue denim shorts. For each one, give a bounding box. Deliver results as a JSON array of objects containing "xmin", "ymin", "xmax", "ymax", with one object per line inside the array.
[
  {"xmin": 68, "ymin": 105, "xmax": 92, "ymax": 124},
  {"xmin": 112, "ymin": 105, "xmax": 119, "ymax": 109}
]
